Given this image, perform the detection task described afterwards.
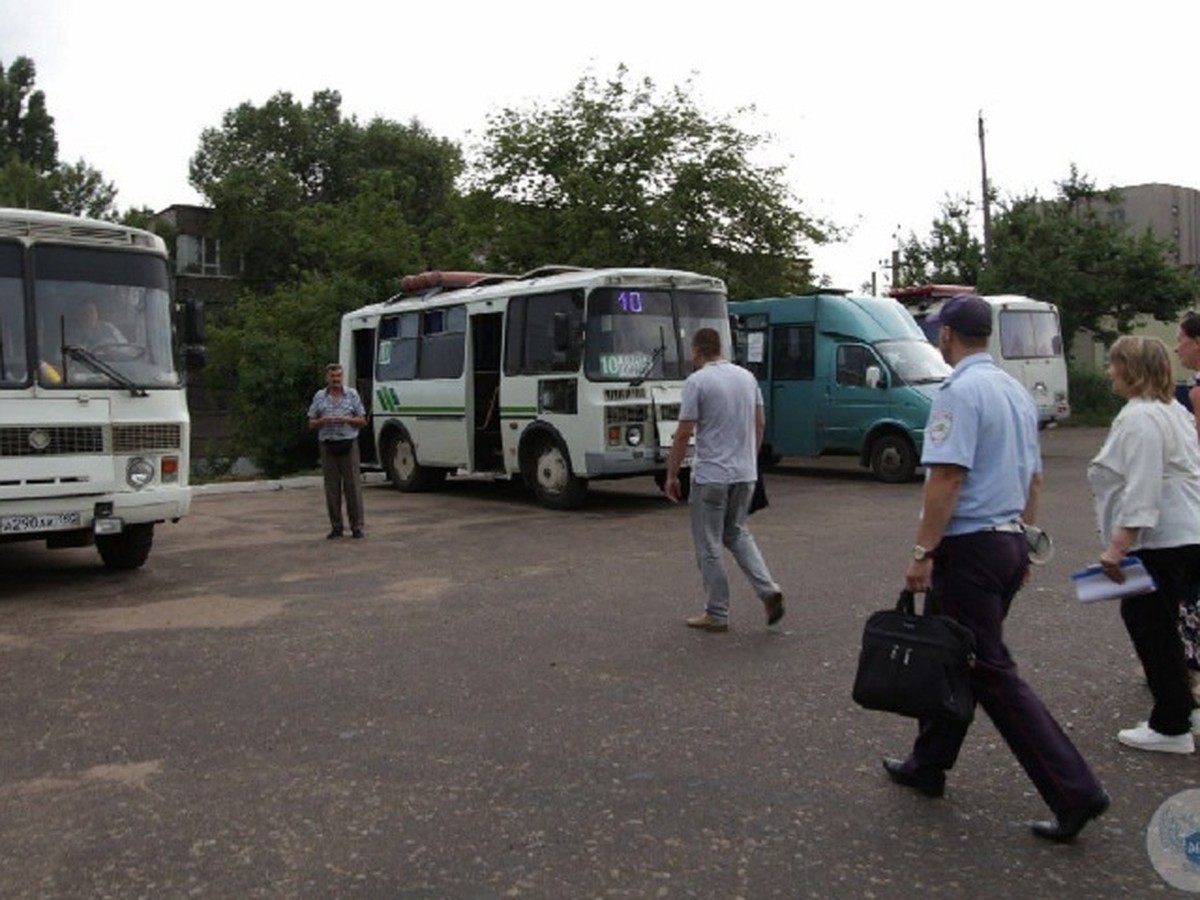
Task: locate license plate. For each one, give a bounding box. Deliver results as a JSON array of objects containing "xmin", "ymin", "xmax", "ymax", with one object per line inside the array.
[{"xmin": 0, "ymin": 512, "xmax": 82, "ymax": 534}]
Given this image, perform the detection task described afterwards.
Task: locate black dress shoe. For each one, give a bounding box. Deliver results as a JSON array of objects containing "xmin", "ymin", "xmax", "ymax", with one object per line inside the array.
[
  {"xmin": 1030, "ymin": 790, "xmax": 1111, "ymax": 843},
  {"xmin": 882, "ymin": 757, "xmax": 945, "ymax": 798}
]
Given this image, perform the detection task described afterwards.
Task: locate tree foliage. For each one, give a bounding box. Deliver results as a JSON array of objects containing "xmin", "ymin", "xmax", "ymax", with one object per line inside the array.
[
  {"xmin": 897, "ymin": 195, "xmax": 985, "ymax": 287},
  {"xmin": 898, "ymin": 168, "xmax": 1199, "ymax": 351},
  {"xmin": 0, "ymin": 56, "xmax": 117, "ymax": 218},
  {"xmin": 0, "ymin": 56, "xmax": 57, "ymax": 173},
  {"xmin": 50, "ymin": 158, "xmax": 117, "ymax": 218},
  {"xmin": 207, "ymin": 272, "xmax": 370, "ymax": 477},
  {"xmin": 978, "ymin": 168, "xmax": 1199, "ymax": 347},
  {"xmin": 466, "ymin": 66, "xmax": 829, "ymax": 298},
  {"xmin": 189, "ymin": 91, "xmax": 463, "ymax": 290}
]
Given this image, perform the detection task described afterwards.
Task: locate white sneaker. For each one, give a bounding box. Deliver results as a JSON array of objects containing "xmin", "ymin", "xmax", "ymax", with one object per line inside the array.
[{"xmin": 1118, "ymin": 722, "xmax": 1195, "ymax": 754}]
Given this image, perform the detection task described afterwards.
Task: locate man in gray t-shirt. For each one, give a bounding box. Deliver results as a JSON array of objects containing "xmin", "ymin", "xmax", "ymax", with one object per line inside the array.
[{"xmin": 666, "ymin": 327, "xmax": 783, "ymax": 632}]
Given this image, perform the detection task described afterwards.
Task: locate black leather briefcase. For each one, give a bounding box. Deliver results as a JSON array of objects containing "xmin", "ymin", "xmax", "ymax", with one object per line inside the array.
[{"xmin": 851, "ymin": 590, "xmax": 976, "ymax": 725}]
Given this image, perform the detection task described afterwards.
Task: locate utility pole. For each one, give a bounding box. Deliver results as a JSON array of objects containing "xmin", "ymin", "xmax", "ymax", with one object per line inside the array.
[{"xmin": 978, "ymin": 110, "xmax": 992, "ymax": 263}]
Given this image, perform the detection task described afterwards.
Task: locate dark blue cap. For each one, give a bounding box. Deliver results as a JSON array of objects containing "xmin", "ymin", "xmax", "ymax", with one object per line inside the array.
[{"xmin": 926, "ymin": 294, "xmax": 992, "ymax": 338}]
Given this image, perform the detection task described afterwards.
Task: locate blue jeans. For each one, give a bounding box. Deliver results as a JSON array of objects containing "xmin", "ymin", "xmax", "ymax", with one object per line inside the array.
[{"xmin": 689, "ymin": 481, "xmax": 779, "ymax": 622}]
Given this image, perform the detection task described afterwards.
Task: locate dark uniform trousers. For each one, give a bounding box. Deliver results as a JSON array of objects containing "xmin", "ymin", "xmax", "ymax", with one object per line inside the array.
[
  {"xmin": 320, "ymin": 440, "xmax": 364, "ymax": 532},
  {"xmin": 911, "ymin": 531, "xmax": 1104, "ymax": 818},
  {"xmin": 1123, "ymin": 545, "xmax": 1200, "ymax": 736}
]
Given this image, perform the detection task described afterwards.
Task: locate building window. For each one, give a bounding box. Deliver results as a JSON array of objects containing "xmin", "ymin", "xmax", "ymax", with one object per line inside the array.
[{"xmin": 176, "ymin": 234, "xmax": 223, "ymax": 276}]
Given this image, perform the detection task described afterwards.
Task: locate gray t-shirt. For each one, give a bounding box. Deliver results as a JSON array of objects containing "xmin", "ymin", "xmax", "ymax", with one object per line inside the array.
[{"xmin": 679, "ymin": 359, "xmax": 761, "ymax": 485}]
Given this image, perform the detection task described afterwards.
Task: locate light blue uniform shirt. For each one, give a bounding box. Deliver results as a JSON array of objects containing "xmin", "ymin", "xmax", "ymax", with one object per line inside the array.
[{"xmin": 921, "ymin": 352, "xmax": 1041, "ymax": 536}]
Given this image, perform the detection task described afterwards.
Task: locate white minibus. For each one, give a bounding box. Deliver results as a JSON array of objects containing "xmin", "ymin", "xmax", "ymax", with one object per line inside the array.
[{"xmin": 339, "ymin": 266, "xmax": 729, "ymax": 508}]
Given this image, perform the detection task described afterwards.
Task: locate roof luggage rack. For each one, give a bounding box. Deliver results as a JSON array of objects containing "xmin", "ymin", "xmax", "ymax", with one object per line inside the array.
[
  {"xmin": 517, "ymin": 265, "xmax": 590, "ymax": 279},
  {"xmin": 398, "ymin": 271, "xmax": 501, "ymax": 295}
]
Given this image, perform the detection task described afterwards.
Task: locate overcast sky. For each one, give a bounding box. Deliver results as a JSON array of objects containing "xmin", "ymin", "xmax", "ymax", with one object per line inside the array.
[{"xmin": 3, "ymin": 1, "xmax": 1197, "ymax": 292}]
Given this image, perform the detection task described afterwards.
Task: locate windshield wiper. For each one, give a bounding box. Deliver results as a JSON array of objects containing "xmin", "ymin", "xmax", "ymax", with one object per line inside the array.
[
  {"xmin": 630, "ymin": 344, "xmax": 665, "ymax": 387},
  {"xmin": 630, "ymin": 326, "xmax": 669, "ymax": 387},
  {"xmin": 62, "ymin": 344, "xmax": 147, "ymax": 397}
]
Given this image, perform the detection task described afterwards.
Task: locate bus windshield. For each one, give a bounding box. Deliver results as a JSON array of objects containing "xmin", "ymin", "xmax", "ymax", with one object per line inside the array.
[
  {"xmin": 33, "ymin": 246, "xmax": 179, "ymax": 389},
  {"xmin": 999, "ymin": 310, "xmax": 1061, "ymax": 359},
  {"xmin": 585, "ymin": 288, "xmax": 728, "ymax": 381},
  {"xmin": 875, "ymin": 338, "xmax": 951, "ymax": 385}
]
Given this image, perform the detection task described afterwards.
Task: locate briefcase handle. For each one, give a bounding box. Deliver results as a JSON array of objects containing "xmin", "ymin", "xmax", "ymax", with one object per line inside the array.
[{"xmin": 895, "ymin": 589, "xmax": 920, "ymax": 615}]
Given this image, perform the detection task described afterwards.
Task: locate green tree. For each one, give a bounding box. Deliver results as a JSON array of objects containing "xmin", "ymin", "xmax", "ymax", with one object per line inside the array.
[
  {"xmin": 0, "ymin": 56, "xmax": 57, "ymax": 173},
  {"xmin": 0, "ymin": 156, "xmax": 54, "ymax": 209},
  {"xmin": 50, "ymin": 159, "xmax": 118, "ymax": 219},
  {"xmin": 896, "ymin": 194, "xmax": 985, "ymax": 288},
  {"xmin": 0, "ymin": 55, "xmax": 118, "ymax": 218},
  {"xmin": 190, "ymin": 92, "xmax": 462, "ymax": 289},
  {"xmin": 208, "ymin": 272, "xmax": 370, "ymax": 477},
  {"xmin": 978, "ymin": 168, "xmax": 1199, "ymax": 348},
  {"xmin": 465, "ymin": 66, "xmax": 830, "ymax": 298}
]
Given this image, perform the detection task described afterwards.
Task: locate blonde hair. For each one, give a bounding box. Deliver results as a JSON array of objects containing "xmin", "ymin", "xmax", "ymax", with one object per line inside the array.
[{"xmin": 1109, "ymin": 335, "xmax": 1173, "ymax": 402}]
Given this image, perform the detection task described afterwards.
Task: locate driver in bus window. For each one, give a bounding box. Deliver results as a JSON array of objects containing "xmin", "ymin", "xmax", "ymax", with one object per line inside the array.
[{"xmin": 69, "ymin": 300, "xmax": 126, "ymax": 349}]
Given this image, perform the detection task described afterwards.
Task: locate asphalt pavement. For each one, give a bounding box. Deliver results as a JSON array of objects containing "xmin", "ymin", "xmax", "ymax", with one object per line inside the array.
[{"xmin": 1, "ymin": 426, "xmax": 1196, "ymax": 898}]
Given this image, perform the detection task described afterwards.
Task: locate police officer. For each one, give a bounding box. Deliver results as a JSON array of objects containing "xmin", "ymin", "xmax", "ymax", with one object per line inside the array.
[{"xmin": 881, "ymin": 294, "xmax": 1109, "ymax": 843}]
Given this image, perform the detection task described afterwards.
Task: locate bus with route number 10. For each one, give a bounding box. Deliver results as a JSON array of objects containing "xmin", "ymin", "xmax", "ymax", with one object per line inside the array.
[
  {"xmin": 0, "ymin": 208, "xmax": 204, "ymax": 568},
  {"xmin": 337, "ymin": 266, "xmax": 730, "ymax": 509}
]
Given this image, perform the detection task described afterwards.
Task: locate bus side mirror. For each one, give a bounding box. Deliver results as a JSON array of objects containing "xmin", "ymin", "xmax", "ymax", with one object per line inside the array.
[
  {"xmin": 182, "ymin": 299, "xmax": 206, "ymax": 346},
  {"xmin": 184, "ymin": 346, "xmax": 207, "ymax": 370},
  {"xmin": 181, "ymin": 299, "xmax": 206, "ymax": 370},
  {"xmin": 865, "ymin": 365, "xmax": 885, "ymax": 389}
]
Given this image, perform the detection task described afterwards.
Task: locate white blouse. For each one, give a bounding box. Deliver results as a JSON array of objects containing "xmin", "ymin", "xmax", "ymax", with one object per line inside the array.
[{"xmin": 1087, "ymin": 398, "xmax": 1200, "ymax": 550}]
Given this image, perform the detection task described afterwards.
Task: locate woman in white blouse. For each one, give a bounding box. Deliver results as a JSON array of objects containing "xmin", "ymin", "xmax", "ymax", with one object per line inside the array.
[{"xmin": 1089, "ymin": 336, "xmax": 1200, "ymax": 754}]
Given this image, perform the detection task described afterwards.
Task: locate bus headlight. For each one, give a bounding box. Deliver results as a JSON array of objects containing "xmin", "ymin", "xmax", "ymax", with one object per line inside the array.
[
  {"xmin": 626, "ymin": 425, "xmax": 644, "ymax": 446},
  {"xmin": 126, "ymin": 457, "xmax": 155, "ymax": 489}
]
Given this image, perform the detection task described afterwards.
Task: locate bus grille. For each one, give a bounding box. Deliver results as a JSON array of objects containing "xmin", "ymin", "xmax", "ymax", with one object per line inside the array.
[
  {"xmin": 0, "ymin": 426, "xmax": 105, "ymax": 456},
  {"xmin": 112, "ymin": 423, "xmax": 182, "ymax": 452},
  {"xmin": 657, "ymin": 404, "xmax": 681, "ymax": 421},
  {"xmin": 605, "ymin": 406, "xmax": 648, "ymax": 424}
]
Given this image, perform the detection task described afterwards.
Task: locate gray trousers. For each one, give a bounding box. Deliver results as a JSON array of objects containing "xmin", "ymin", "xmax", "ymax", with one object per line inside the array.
[
  {"xmin": 689, "ymin": 481, "xmax": 779, "ymax": 622},
  {"xmin": 321, "ymin": 441, "xmax": 364, "ymax": 531}
]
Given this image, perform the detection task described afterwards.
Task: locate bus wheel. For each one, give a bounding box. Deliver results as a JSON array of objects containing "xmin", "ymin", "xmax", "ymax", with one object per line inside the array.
[
  {"xmin": 96, "ymin": 523, "xmax": 154, "ymax": 570},
  {"xmin": 869, "ymin": 433, "xmax": 916, "ymax": 483},
  {"xmin": 383, "ymin": 429, "xmax": 445, "ymax": 492},
  {"xmin": 529, "ymin": 438, "xmax": 587, "ymax": 510}
]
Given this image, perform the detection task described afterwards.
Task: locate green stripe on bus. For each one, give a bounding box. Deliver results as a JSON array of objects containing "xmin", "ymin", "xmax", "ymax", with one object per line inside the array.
[{"xmin": 501, "ymin": 407, "xmax": 538, "ymax": 416}]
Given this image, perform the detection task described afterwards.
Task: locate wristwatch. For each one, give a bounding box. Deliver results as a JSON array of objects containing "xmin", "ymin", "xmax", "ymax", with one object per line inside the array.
[{"xmin": 912, "ymin": 544, "xmax": 931, "ymax": 562}]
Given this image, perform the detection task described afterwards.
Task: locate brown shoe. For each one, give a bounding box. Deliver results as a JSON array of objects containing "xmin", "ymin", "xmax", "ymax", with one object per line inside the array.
[
  {"xmin": 685, "ymin": 614, "xmax": 729, "ymax": 632},
  {"xmin": 763, "ymin": 591, "xmax": 785, "ymax": 625}
]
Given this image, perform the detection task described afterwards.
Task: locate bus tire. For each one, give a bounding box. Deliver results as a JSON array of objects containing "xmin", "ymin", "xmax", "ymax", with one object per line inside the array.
[
  {"xmin": 382, "ymin": 428, "xmax": 445, "ymax": 492},
  {"xmin": 653, "ymin": 467, "xmax": 691, "ymax": 501},
  {"xmin": 528, "ymin": 436, "xmax": 587, "ymax": 510},
  {"xmin": 96, "ymin": 523, "xmax": 154, "ymax": 570},
  {"xmin": 869, "ymin": 433, "xmax": 917, "ymax": 483}
]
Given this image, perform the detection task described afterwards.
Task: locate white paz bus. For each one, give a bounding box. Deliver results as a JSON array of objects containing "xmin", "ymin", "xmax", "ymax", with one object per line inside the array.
[
  {"xmin": 891, "ymin": 283, "xmax": 1071, "ymax": 427},
  {"xmin": 338, "ymin": 266, "xmax": 730, "ymax": 509},
  {"xmin": 0, "ymin": 208, "xmax": 203, "ymax": 568}
]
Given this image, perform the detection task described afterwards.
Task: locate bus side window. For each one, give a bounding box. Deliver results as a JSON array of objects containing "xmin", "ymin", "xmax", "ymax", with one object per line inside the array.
[
  {"xmin": 418, "ymin": 306, "xmax": 466, "ymax": 379},
  {"xmin": 378, "ymin": 312, "xmax": 418, "ymax": 380},
  {"xmin": 509, "ymin": 290, "xmax": 583, "ymax": 375},
  {"xmin": 836, "ymin": 344, "xmax": 871, "ymax": 387},
  {"xmin": 771, "ymin": 325, "xmax": 814, "ymax": 381}
]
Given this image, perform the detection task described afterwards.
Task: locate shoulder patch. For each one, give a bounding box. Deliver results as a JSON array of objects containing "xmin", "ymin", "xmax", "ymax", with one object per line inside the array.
[{"xmin": 928, "ymin": 410, "xmax": 953, "ymax": 447}]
